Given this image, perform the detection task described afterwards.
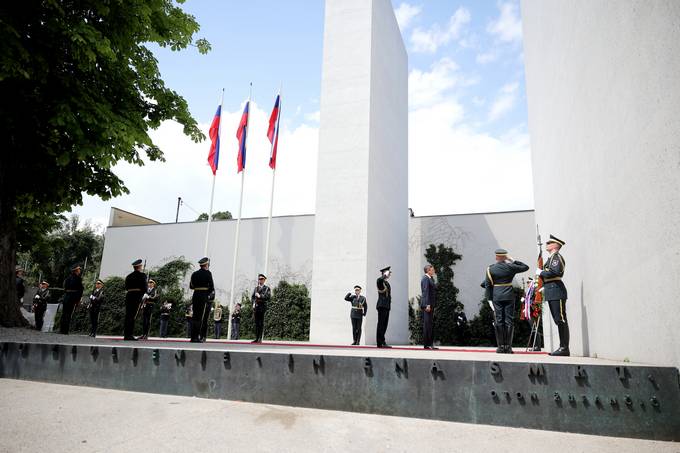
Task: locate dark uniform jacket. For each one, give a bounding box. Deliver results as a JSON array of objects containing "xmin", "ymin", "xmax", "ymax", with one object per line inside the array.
[
  {"xmin": 190, "ymin": 268, "xmax": 215, "ymax": 302},
  {"xmin": 539, "ymin": 252, "xmax": 567, "ymax": 300},
  {"xmin": 125, "ymin": 270, "xmax": 147, "ymax": 302},
  {"xmin": 33, "ymin": 288, "xmax": 51, "ymax": 308},
  {"xmin": 251, "ymin": 285, "xmax": 271, "ymax": 312},
  {"xmin": 376, "ymin": 277, "xmax": 391, "ymax": 310},
  {"xmin": 145, "ymin": 286, "xmax": 159, "ymax": 306},
  {"xmin": 64, "ymin": 274, "xmax": 84, "ymax": 302},
  {"xmin": 88, "ymin": 288, "xmax": 104, "ymax": 308},
  {"xmin": 420, "ymin": 275, "xmax": 436, "ymax": 309},
  {"xmin": 484, "ymin": 260, "xmax": 529, "ymax": 302},
  {"xmin": 344, "ymin": 293, "xmax": 367, "ymax": 319}
]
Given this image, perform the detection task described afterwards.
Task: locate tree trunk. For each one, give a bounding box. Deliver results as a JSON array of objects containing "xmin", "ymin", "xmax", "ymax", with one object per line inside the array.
[{"xmin": 0, "ymin": 160, "xmax": 27, "ymax": 327}]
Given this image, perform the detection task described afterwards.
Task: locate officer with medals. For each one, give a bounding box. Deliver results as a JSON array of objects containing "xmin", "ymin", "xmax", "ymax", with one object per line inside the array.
[
  {"xmin": 189, "ymin": 257, "xmax": 214, "ymax": 343},
  {"xmin": 33, "ymin": 281, "xmax": 51, "ymax": 331},
  {"xmin": 484, "ymin": 249, "xmax": 529, "ymax": 353},
  {"xmin": 344, "ymin": 285, "xmax": 367, "ymax": 345},
  {"xmin": 251, "ymin": 274, "xmax": 271, "ymax": 343},
  {"xmin": 140, "ymin": 279, "xmax": 159, "ymax": 340},
  {"xmin": 124, "ymin": 259, "xmax": 147, "ymax": 341},
  {"xmin": 376, "ymin": 266, "xmax": 392, "ymax": 348},
  {"xmin": 61, "ymin": 264, "xmax": 84, "ymax": 335},
  {"xmin": 87, "ymin": 279, "xmax": 105, "ymax": 337},
  {"xmin": 536, "ymin": 234, "xmax": 570, "ymax": 356}
]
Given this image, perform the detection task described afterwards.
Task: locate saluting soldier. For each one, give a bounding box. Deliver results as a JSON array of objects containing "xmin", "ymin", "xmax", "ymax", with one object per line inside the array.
[
  {"xmin": 140, "ymin": 279, "xmax": 159, "ymax": 340},
  {"xmin": 536, "ymin": 235, "xmax": 570, "ymax": 356},
  {"xmin": 484, "ymin": 249, "xmax": 529, "ymax": 354},
  {"xmin": 344, "ymin": 285, "xmax": 367, "ymax": 345},
  {"xmin": 33, "ymin": 281, "xmax": 51, "ymax": 331},
  {"xmin": 376, "ymin": 266, "xmax": 392, "ymax": 348},
  {"xmin": 88, "ymin": 279, "xmax": 105, "ymax": 337},
  {"xmin": 251, "ymin": 274, "xmax": 271, "ymax": 343},
  {"xmin": 60, "ymin": 264, "xmax": 84, "ymax": 335},
  {"xmin": 189, "ymin": 257, "xmax": 214, "ymax": 343},
  {"xmin": 124, "ymin": 259, "xmax": 147, "ymax": 341}
]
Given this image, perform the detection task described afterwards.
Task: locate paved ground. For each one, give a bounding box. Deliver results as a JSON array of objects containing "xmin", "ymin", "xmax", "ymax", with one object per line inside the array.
[
  {"xmin": 0, "ymin": 327, "xmax": 640, "ymax": 365},
  {"xmin": 0, "ymin": 379, "xmax": 677, "ymax": 453}
]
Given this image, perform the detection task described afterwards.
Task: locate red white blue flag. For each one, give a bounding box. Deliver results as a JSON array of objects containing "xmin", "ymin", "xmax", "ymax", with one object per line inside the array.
[
  {"xmin": 236, "ymin": 101, "xmax": 249, "ymax": 173},
  {"xmin": 267, "ymin": 94, "xmax": 281, "ymax": 169},
  {"xmin": 207, "ymin": 105, "xmax": 221, "ymax": 175}
]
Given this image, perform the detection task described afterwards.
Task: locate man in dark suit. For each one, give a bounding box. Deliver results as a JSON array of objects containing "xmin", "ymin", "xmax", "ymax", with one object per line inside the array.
[
  {"xmin": 60, "ymin": 264, "xmax": 84, "ymax": 335},
  {"xmin": 344, "ymin": 285, "xmax": 367, "ymax": 345},
  {"xmin": 537, "ymin": 234, "xmax": 570, "ymax": 356},
  {"xmin": 484, "ymin": 249, "xmax": 529, "ymax": 353},
  {"xmin": 190, "ymin": 257, "xmax": 215, "ymax": 343},
  {"xmin": 251, "ymin": 274, "xmax": 271, "ymax": 343},
  {"xmin": 420, "ymin": 264, "xmax": 437, "ymax": 349},
  {"xmin": 376, "ymin": 266, "xmax": 392, "ymax": 348},
  {"xmin": 124, "ymin": 259, "xmax": 147, "ymax": 340}
]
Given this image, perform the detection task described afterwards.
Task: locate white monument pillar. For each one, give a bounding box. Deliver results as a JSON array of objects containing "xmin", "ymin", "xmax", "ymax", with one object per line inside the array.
[{"xmin": 310, "ymin": 0, "xmax": 408, "ymax": 345}]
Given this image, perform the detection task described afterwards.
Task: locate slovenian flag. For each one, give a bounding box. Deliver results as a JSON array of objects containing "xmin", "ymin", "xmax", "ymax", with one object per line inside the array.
[
  {"xmin": 236, "ymin": 101, "xmax": 249, "ymax": 173},
  {"xmin": 267, "ymin": 94, "xmax": 281, "ymax": 169},
  {"xmin": 207, "ymin": 105, "xmax": 221, "ymax": 175}
]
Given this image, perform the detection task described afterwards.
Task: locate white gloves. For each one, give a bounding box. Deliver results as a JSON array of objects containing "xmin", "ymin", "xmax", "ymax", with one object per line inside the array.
[{"xmin": 535, "ymin": 268, "xmax": 542, "ymax": 276}]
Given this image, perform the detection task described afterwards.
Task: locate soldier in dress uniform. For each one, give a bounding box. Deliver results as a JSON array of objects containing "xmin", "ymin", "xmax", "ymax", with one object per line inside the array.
[
  {"xmin": 60, "ymin": 264, "xmax": 84, "ymax": 335},
  {"xmin": 536, "ymin": 234, "xmax": 570, "ymax": 356},
  {"xmin": 87, "ymin": 279, "xmax": 105, "ymax": 337},
  {"xmin": 124, "ymin": 259, "xmax": 147, "ymax": 341},
  {"xmin": 140, "ymin": 279, "xmax": 159, "ymax": 340},
  {"xmin": 251, "ymin": 274, "xmax": 271, "ymax": 343},
  {"xmin": 344, "ymin": 285, "xmax": 367, "ymax": 345},
  {"xmin": 484, "ymin": 249, "xmax": 529, "ymax": 353},
  {"xmin": 33, "ymin": 281, "xmax": 51, "ymax": 331},
  {"xmin": 189, "ymin": 257, "xmax": 214, "ymax": 343},
  {"xmin": 376, "ymin": 266, "xmax": 392, "ymax": 348}
]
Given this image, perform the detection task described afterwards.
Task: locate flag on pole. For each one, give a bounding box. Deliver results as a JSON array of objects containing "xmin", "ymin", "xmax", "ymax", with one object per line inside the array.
[
  {"xmin": 236, "ymin": 101, "xmax": 250, "ymax": 173},
  {"xmin": 535, "ymin": 251, "xmax": 544, "ymax": 304},
  {"xmin": 267, "ymin": 94, "xmax": 281, "ymax": 169},
  {"xmin": 207, "ymin": 105, "xmax": 221, "ymax": 175}
]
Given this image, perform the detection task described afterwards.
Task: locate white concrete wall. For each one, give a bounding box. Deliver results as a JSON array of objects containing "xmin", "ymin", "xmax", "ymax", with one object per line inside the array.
[
  {"xmin": 408, "ymin": 211, "xmax": 536, "ymax": 316},
  {"xmin": 100, "ymin": 216, "xmax": 315, "ymax": 306},
  {"xmin": 522, "ymin": 0, "xmax": 680, "ymax": 367},
  {"xmin": 310, "ymin": 0, "xmax": 408, "ymax": 345},
  {"xmin": 100, "ymin": 210, "xmax": 535, "ymax": 338}
]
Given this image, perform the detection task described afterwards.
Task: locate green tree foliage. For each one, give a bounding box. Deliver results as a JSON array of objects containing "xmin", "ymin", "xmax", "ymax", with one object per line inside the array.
[
  {"xmin": 409, "ymin": 244, "xmax": 464, "ymax": 345},
  {"xmin": 196, "ymin": 211, "xmax": 233, "ymax": 221},
  {"xmin": 18, "ymin": 215, "xmax": 103, "ymax": 288},
  {"xmin": 0, "ymin": 0, "xmax": 209, "ymax": 326},
  {"xmin": 225, "ymin": 281, "xmax": 311, "ymax": 341}
]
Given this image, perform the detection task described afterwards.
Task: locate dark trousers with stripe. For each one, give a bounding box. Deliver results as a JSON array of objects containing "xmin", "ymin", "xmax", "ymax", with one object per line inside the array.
[
  {"xmin": 351, "ymin": 317, "xmax": 363, "ymax": 344},
  {"xmin": 376, "ymin": 308, "xmax": 390, "ymax": 346},
  {"xmin": 548, "ymin": 299, "xmax": 569, "ymax": 348}
]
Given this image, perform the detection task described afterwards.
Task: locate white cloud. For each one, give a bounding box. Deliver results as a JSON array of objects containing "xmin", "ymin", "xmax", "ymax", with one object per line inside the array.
[
  {"xmin": 408, "ymin": 57, "xmax": 478, "ymax": 110},
  {"xmin": 487, "ymin": 2, "xmax": 523, "ymax": 43},
  {"xmin": 475, "ymin": 50, "xmax": 498, "ymax": 64},
  {"xmin": 304, "ymin": 110, "xmax": 320, "ymax": 122},
  {"xmin": 71, "ymin": 103, "xmax": 319, "ymax": 225},
  {"xmin": 488, "ymin": 82, "xmax": 519, "ymax": 122},
  {"xmin": 394, "ymin": 3, "xmax": 421, "ymax": 31},
  {"xmin": 410, "ymin": 7, "xmax": 471, "ymax": 53}
]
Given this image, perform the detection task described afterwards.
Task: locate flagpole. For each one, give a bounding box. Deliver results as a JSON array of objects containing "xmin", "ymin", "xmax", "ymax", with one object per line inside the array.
[
  {"xmin": 204, "ymin": 88, "xmax": 224, "ymax": 257},
  {"xmin": 264, "ymin": 85, "xmax": 281, "ymax": 277},
  {"xmin": 227, "ymin": 83, "xmax": 252, "ymax": 341}
]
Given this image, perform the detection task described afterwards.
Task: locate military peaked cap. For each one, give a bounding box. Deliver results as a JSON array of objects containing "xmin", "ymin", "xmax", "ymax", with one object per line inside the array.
[
  {"xmin": 132, "ymin": 259, "xmax": 143, "ymax": 266},
  {"xmin": 96, "ymin": 279, "xmax": 104, "ymax": 285},
  {"xmin": 198, "ymin": 257, "xmax": 210, "ymax": 265},
  {"xmin": 380, "ymin": 266, "xmax": 391, "ymax": 273},
  {"xmin": 546, "ymin": 234, "xmax": 566, "ymax": 246},
  {"xmin": 258, "ymin": 274, "xmax": 267, "ymax": 279},
  {"xmin": 354, "ymin": 285, "xmax": 362, "ymax": 290},
  {"xmin": 71, "ymin": 264, "xmax": 82, "ymax": 271},
  {"xmin": 148, "ymin": 279, "xmax": 156, "ymax": 285},
  {"xmin": 495, "ymin": 248, "xmax": 508, "ymax": 256}
]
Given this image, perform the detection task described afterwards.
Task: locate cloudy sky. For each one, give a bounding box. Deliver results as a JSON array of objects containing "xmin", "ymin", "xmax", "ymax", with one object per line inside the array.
[{"xmin": 72, "ymin": 0, "xmax": 534, "ymax": 230}]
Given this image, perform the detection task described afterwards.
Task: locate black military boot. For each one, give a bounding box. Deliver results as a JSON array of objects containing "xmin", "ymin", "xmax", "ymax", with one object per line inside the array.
[
  {"xmin": 504, "ymin": 325, "xmax": 514, "ymax": 354},
  {"xmin": 494, "ymin": 324, "xmax": 504, "ymax": 353},
  {"xmin": 550, "ymin": 323, "xmax": 570, "ymax": 356}
]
